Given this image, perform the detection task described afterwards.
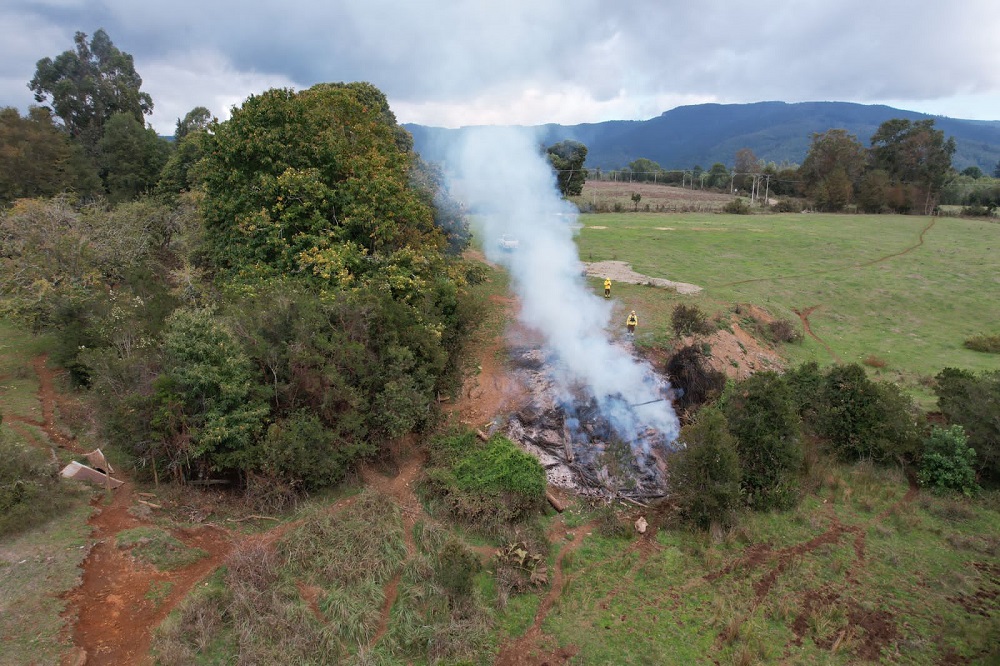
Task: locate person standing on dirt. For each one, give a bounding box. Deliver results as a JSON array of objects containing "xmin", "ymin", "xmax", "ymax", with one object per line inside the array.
[
  {"xmin": 604, "ymin": 278, "xmax": 612, "ymax": 299},
  {"xmin": 626, "ymin": 310, "xmax": 637, "ymax": 336}
]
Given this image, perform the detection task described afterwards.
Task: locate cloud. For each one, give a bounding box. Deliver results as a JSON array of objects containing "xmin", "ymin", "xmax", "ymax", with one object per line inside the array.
[{"xmin": 2, "ymin": 0, "xmax": 999, "ymax": 131}]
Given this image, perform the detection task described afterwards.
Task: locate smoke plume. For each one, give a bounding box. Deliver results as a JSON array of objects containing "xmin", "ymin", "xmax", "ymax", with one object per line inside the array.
[{"xmin": 446, "ymin": 127, "xmax": 680, "ymax": 451}]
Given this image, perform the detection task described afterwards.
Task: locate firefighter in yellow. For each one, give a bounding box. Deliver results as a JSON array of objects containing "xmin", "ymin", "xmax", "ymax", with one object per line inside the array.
[
  {"xmin": 604, "ymin": 278, "xmax": 612, "ymax": 299},
  {"xmin": 626, "ymin": 310, "xmax": 638, "ymax": 336}
]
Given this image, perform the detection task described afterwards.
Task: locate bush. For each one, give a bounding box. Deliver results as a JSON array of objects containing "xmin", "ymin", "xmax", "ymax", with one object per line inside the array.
[
  {"xmin": 721, "ymin": 372, "xmax": 803, "ymax": 511},
  {"xmin": 934, "ymin": 368, "xmax": 1000, "ymax": 482},
  {"xmin": 671, "ymin": 303, "xmax": 713, "ymax": 338},
  {"xmin": 817, "ymin": 364, "xmax": 920, "ymax": 463},
  {"xmin": 770, "ymin": 198, "xmax": 803, "ymax": 213},
  {"xmin": 785, "ymin": 361, "xmax": 824, "ymax": 424},
  {"xmin": 423, "ymin": 429, "xmax": 546, "ymax": 528},
  {"xmin": 0, "ymin": 421, "xmax": 79, "ymax": 536},
  {"xmin": 723, "ymin": 198, "xmax": 752, "ymax": 214},
  {"xmin": 767, "ymin": 319, "xmax": 802, "ymax": 343},
  {"xmin": 664, "ymin": 345, "xmax": 727, "ymax": 412},
  {"xmin": 259, "ymin": 410, "xmax": 363, "ymax": 491},
  {"xmin": 964, "ymin": 334, "xmax": 1000, "ymax": 353},
  {"xmin": 435, "ymin": 539, "xmax": 482, "ymax": 599},
  {"xmin": 918, "ymin": 425, "xmax": 979, "ymax": 497},
  {"xmin": 670, "ymin": 407, "xmax": 742, "ymax": 530}
]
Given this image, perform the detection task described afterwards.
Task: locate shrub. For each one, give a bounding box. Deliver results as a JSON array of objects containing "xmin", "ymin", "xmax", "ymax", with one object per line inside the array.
[
  {"xmin": 259, "ymin": 410, "xmax": 363, "ymax": 491},
  {"xmin": 767, "ymin": 319, "xmax": 802, "ymax": 343},
  {"xmin": 918, "ymin": 425, "xmax": 979, "ymax": 497},
  {"xmin": 435, "ymin": 539, "xmax": 482, "ymax": 599},
  {"xmin": 0, "ymin": 418, "xmax": 81, "ymax": 536},
  {"xmin": 785, "ymin": 361, "xmax": 824, "ymax": 425},
  {"xmin": 934, "ymin": 368, "xmax": 1000, "ymax": 482},
  {"xmin": 770, "ymin": 198, "xmax": 803, "ymax": 213},
  {"xmin": 669, "ymin": 407, "xmax": 742, "ymax": 530},
  {"xmin": 817, "ymin": 364, "xmax": 920, "ymax": 463},
  {"xmin": 964, "ymin": 334, "xmax": 1000, "ymax": 353},
  {"xmin": 665, "ymin": 345, "xmax": 727, "ymax": 411},
  {"xmin": 721, "ymin": 372, "xmax": 803, "ymax": 511},
  {"xmin": 723, "ymin": 198, "xmax": 752, "ymax": 214},
  {"xmin": 423, "ymin": 429, "xmax": 546, "ymax": 528},
  {"xmin": 671, "ymin": 303, "xmax": 713, "ymax": 337}
]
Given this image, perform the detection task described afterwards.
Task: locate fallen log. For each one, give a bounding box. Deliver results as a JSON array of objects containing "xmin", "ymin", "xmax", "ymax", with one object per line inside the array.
[
  {"xmin": 545, "ymin": 490, "xmax": 566, "ymax": 513},
  {"xmin": 476, "ymin": 429, "xmax": 489, "ymax": 442}
]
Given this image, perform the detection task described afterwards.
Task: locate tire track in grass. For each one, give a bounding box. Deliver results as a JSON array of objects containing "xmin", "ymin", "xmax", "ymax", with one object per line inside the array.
[
  {"xmin": 793, "ymin": 305, "xmax": 841, "ymax": 363},
  {"xmin": 714, "ymin": 217, "xmax": 936, "ymax": 288}
]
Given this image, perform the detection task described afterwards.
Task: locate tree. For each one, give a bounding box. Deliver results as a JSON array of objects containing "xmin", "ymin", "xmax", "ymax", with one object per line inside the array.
[
  {"xmin": 628, "ymin": 157, "xmax": 662, "ymax": 183},
  {"xmin": 993, "ymin": 160, "xmax": 1000, "ymax": 179},
  {"xmin": 870, "ymin": 118, "xmax": 955, "ymax": 213},
  {"xmin": 961, "ymin": 166, "xmax": 984, "ymax": 179},
  {"xmin": 29, "ymin": 29, "xmax": 153, "ymax": 153},
  {"xmin": 545, "ymin": 140, "xmax": 587, "ymax": 196},
  {"xmin": 799, "ymin": 129, "xmax": 866, "ymax": 211},
  {"xmin": 200, "ymin": 83, "xmax": 444, "ymax": 286},
  {"xmin": 918, "ymin": 425, "xmax": 979, "ymax": 496},
  {"xmin": 705, "ymin": 162, "xmax": 730, "ymax": 190},
  {"xmin": 733, "ymin": 148, "xmax": 761, "ymax": 192},
  {"xmin": 0, "ymin": 106, "xmax": 100, "ymax": 203},
  {"xmin": 721, "ymin": 372, "xmax": 802, "ymax": 510},
  {"xmin": 818, "ymin": 364, "xmax": 920, "ymax": 462},
  {"xmin": 174, "ymin": 106, "xmax": 212, "ymax": 142},
  {"xmin": 97, "ymin": 113, "xmax": 170, "ymax": 202},
  {"xmin": 670, "ymin": 407, "xmax": 742, "ymax": 530},
  {"xmin": 934, "ymin": 368, "xmax": 1000, "ymax": 481}
]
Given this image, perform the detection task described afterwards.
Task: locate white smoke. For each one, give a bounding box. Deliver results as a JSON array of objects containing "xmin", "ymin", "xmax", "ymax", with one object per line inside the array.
[{"xmin": 446, "ymin": 127, "xmax": 680, "ymax": 449}]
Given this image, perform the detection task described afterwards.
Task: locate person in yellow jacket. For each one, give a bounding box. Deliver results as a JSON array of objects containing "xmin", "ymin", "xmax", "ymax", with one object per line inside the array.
[
  {"xmin": 604, "ymin": 278, "xmax": 611, "ymax": 299},
  {"xmin": 626, "ymin": 310, "xmax": 637, "ymax": 336}
]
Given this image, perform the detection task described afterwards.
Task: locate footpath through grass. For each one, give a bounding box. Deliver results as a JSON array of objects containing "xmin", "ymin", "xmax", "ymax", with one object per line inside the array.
[{"xmin": 575, "ymin": 212, "xmax": 999, "ymax": 403}]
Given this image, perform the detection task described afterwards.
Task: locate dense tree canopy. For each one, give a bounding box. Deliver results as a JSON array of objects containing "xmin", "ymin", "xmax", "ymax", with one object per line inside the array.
[
  {"xmin": 870, "ymin": 118, "xmax": 955, "ymax": 213},
  {"xmin": 0, "ymin": 106, "xmax": 100, "ymax": 203},
  {"xmin": 545, "ymin": 140, "xmax": 588, "ymax": 196},
  {"xmin": 29, "ymin": 29, "xmax": 153, "ymax": 153},
  {"xmin": 799, "ymin": 129, "xmax": 867, "ymax": 211}
]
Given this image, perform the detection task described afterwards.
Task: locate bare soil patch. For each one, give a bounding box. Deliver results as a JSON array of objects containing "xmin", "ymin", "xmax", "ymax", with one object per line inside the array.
[{"xmin": 584, "ymin": 260, "xmax": 702, "ymax": 294}]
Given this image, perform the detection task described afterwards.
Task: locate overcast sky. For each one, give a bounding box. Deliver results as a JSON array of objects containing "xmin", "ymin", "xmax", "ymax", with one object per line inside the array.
[{"xmin": 2, "ymin": 0, "xmax": 999, "ymax": 136}]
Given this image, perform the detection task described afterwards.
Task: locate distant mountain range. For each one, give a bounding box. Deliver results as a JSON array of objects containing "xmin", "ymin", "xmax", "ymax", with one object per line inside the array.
[{"xmin": 404, "ymin": 101, "xmax": 1000, "ymax": 173}]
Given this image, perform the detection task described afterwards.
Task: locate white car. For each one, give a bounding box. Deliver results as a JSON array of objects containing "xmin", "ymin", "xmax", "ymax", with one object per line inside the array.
[{"xmin": 498, "ymin": 234, "xmax": 520, "ymax": 250}]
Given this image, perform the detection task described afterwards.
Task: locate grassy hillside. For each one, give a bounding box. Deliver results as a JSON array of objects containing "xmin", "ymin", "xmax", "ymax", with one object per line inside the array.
[{"xmin": 574, "ymin": 211, "xmax": 999, "ymax": 405}]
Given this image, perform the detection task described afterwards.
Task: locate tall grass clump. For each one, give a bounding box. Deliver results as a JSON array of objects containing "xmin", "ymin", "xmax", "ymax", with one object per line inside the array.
[{"xmin": 422, "ymin": 428, "xmax": 545, "ymax": 529}]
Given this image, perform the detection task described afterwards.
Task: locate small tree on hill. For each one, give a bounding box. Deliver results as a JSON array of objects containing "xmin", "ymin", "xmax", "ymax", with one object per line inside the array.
[
  {"xmin": 721, "ymin": 371, "xmax": 803, "ymax": 511},
  {"xmin": 670, "ymin": 407, "xmax": 742, "ymax": 530},
  {"xmin": 918, "ymin": 425, "xmax": 979, "ymax": 497}
]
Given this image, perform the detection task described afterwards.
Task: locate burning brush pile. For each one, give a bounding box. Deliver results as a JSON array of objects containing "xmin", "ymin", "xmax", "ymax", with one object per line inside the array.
[{"xmin": 492, "ymin": 345, "xmax": 679, "ymax": 501}]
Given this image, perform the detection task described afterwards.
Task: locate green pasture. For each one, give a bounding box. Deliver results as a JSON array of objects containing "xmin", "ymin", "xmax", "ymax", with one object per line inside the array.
[{"xmin": 575, "ymin": 212, "xmax": 1000, "ymax": 402}]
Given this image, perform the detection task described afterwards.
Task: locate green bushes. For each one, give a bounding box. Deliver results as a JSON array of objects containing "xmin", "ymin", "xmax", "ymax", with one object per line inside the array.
[
  {"xmin": 918, "ymin": 426, "xmax": 979, "ymax": 496},
  {"xmin": 723, "ymin": 198, "xmax": 752, "ymax": 214},
  {"xmin": 423, "ymin": 429, "xmax": 546, "ymax": 528},
  {"xmin": 934, "ymin": 368, "xmax": 1000, "ymax": 481},
  {"xmin": 816, "ymin": 364, "xmax": 920, "ymax": 462},
  {"xmin": 670, "ymin": 407, "xmax": 742, "ymax": 529},
  {"xmin": 721, "ymin": 371, "xmax": 802, "ymax": 511}
]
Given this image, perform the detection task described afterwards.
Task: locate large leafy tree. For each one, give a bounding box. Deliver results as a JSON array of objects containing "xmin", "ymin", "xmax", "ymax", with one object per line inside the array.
[
  {"xmin": 799, "ymin": 129, "xmax": 867, "ymax": 211},
  {"xmin": 29, "ymin": 29, "xmax": 153, "ymax": 153},
  {"xmin": 545, "ymin": 140, "xmax": 588, "ymax": 196},
  {"xmin": 0, "ymin": 106, "xmax": 100, "ymax": 203},
  {"xmin": 200, "ymin": 82, "xmax": 445, "ymax": 289},
  {"xmin": 98, "ymin": 113, "xmax": 170, "ymax": 202},
  {"xmin": 869, "ymin": 118, "xmax": 955, "ymax": 213}
]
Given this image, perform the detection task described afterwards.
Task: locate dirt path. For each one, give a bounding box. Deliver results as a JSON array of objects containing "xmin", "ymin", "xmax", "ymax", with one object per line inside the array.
[
  {"xmin": 493, "ymin": 518, "xmax": 600, "ymax": 666},
  {"xmin": 361, "ymin": 450, "xmax": 425, "ymax": 648},
  {"xmin": 793, "ymin": 304, "xmax": 841, "ymax": 362},
  {"xmin": 63, "ymin": 484, "xmax": 233, "ymax": 666},
  {"xmin": 715, "ymin": 217, "xmax": 936, "ymax": 288}
]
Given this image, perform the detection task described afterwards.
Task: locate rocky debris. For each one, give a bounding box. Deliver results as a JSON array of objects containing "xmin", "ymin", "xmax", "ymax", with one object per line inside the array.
[{"xmin": 494, "ymin": 346, "xmax": 674, "ymax": 501}]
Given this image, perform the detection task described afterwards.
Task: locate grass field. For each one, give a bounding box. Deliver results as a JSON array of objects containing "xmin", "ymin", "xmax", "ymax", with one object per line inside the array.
[{"xmin": 573, "ymin": 212, "xmax": 1000, "ymax": 404}]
